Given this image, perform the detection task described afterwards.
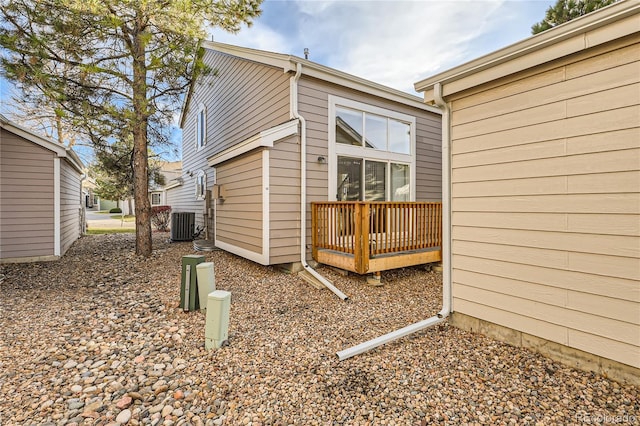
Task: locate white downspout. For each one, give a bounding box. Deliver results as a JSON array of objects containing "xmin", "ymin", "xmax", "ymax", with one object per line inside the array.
[
  {"xmin": 336, "ymin": 81, "xmax": 452, "ymax": 360},
  {"xmin": 291, "ymin": 62, "xmax": 348, "ymax": 301}
]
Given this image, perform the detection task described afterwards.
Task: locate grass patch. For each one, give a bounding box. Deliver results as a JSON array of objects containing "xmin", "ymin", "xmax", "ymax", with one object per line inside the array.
[
  {"xmin": 86, "ymin": 228, "xmax": 136, "ymax": 234},
  {"xmin": 110, "ymin": 215, "xmax": 135, "ymax": 222}
]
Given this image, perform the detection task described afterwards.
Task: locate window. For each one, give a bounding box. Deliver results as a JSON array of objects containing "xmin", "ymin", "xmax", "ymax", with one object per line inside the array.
[
  {"xmin": 330, "ymin": 96, "xmax": 416, "ymax": 201},
  {"xmin": 195, "ymin": 170, "xmax": 206, "ymax": 200},
  {"xmin": 196, "ymin": 104, "xmax": 206, "ymax": 150},
  {"xmin": 335, "ymin": 107, "xmax": 411, "ymax": 154},
  {"xmin": 151, "ymin": 193, "xmax": 161, "ymax": 205}
]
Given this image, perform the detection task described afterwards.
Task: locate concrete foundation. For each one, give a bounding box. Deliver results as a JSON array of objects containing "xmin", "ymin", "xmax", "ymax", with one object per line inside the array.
[{"xmin": 451, "ymin": 312, "xmax": 640, "ymax": 387}]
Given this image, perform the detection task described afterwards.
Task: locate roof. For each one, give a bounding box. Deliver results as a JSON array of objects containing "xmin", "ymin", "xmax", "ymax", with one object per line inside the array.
[
  {"xmin": 414, "ymin": 0, "xmax": 640, "ymax": 101},
  {"xmin": 180, "ymin": 41, "xmax": 441, "ymax": 127},
  {"xmin": 0, "ymin": 114, "xmax": 85, "ymax": 172},
  {"xmin": 150, "ymin": 160, "xmax": 182, "ymax": 191}
]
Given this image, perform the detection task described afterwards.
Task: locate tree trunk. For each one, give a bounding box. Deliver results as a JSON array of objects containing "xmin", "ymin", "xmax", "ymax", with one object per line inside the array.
[
  {"xmin": 127, "ymin": 197, "xmax": 133, "ymax": 216},
  {"xmin": 131, "ymin": 20, "xmax": 152, "ymax": 257}
]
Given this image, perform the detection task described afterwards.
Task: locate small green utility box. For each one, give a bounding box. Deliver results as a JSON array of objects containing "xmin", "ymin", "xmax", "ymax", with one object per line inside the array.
[{"xmin": 181, "ymin": 255, "xmax": 205, "ymax": 311}]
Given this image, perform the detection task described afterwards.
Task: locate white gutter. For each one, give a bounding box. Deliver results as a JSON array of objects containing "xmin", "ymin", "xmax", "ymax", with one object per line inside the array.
[
  {"xmin": 291, "ymin": 62, "xmax": 348, "ymax": 301},
  {"xmin": 336, "ymin": 82, "xmax": 452, "ymax": 360}
]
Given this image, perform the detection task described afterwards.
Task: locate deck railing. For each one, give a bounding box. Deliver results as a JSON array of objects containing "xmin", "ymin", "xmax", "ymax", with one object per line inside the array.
[{"xmin": 311, "ymin": 201, "xmax": 442, "ymax": 273}]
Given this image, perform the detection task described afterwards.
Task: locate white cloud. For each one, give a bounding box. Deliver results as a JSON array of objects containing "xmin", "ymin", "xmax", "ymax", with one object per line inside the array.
[
  {"xmin": 290, "ymin": 0, "xmax": 511, "ymax": 93},
  {"xmin": 205, "ymin": 0, "xmax": 553, "ymax": 94}
]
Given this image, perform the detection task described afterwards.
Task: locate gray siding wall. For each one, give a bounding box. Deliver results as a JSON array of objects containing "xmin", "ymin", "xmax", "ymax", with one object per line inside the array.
[
  {"xmin": 215, "ymin": 149, "xmax": 263, "ymax": 254},
  {"xmin": 269, "ymin": 134, "xmax": 301, "ymax": 264},
  {"xmin": 298, "ymin": 76, "xmax": 442, "ymax": 203},
  {"xmin": 60, "ymin": 160, "xmax": 81, "ymax": 255},
  {"xmin": 166, "ymin": 186, "xmax": 181, "ymax": 206},
  {"xmin": 297, "ymin": 75, "xmax": 442, "ymax": 255},
  {"xmin": 0, "ymin": 128, "xmax": 55, "ymax": 259},
  {"xmin": 171, "ymin": 49, "xmax": 291, "ymax": 231}
]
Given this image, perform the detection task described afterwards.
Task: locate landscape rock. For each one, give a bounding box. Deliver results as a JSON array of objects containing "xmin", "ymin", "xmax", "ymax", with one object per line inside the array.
[
  {"xmin": 0, "ymin": 233, "xmax": 636, "ymax": 424},
  {"xmin": 116, "ymin": 408, "xmax": 132, "ymax": 424}
]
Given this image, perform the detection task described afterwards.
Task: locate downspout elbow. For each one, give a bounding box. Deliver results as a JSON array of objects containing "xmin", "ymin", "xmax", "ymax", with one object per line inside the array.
[{"xmin": 291, "ymin": 62, "xmax": 348, "ymax": 301}]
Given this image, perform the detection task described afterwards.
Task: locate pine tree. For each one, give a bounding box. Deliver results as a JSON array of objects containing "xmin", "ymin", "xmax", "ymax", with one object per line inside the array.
[
  {"xmin": 89, "ymin": 138, "xmax": 165, "ymax": 212},
  {"xmin": 532, "ymin": 0, "xmax": 617, "ymax": 34},
  {"xmin": 0, "ymin": 0, "xmax": 261, "ymax": 256}
]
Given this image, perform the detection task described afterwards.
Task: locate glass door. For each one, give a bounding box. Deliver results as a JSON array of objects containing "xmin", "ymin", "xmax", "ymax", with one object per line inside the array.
[
  {"xmin": 337, "ymin": 156, "xmax": 362, "ymax": 201},
  {"xmin": 364, "ymin": 160, "xmax": 386, "ymax": 201}
]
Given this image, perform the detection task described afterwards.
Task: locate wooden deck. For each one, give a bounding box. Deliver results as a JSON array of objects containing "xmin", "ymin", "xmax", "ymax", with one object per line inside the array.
[{"xmin": 311, "ymin": 202, "xmax": 442, "ymax": 274}]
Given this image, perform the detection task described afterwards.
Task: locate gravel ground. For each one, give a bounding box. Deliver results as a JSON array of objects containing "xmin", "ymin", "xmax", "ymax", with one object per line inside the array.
[{"xmin": 0, "ymin": 234, "xmax": 637, "ymax": 426}]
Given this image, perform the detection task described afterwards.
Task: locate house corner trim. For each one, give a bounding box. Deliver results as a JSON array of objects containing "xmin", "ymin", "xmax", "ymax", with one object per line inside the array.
[{"xmin": 54, "ymin": 157, "xmax": 61, "ymax": 257}]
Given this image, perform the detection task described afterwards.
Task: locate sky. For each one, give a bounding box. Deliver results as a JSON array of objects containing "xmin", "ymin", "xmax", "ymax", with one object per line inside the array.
[
  {"xmin": 209, "ymin": 0, "xmax": 556, "ymax": 94},
  {"xmin": 0, "ymin": 0, "xmax": 556, "ymax": 162}
]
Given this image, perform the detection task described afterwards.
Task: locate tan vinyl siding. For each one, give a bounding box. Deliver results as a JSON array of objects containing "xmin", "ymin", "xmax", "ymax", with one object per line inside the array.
[
  {"xmin": 269, "ymin": 135, "xmax": 301, "ymax": 264},
  {"xmin": 0, "ymin": 128, "xmax": 55, "ymax": 259},
  {"xmin": 449, "ymin": 38, "xmax": 640, "ymax": 368},
  {"xmin": 60, "ymin": 160, "xmax": 81, "ymax": 255},
  {"xmin": 215, "ymin": 150, "xmax": 263, "ymax": 254}
]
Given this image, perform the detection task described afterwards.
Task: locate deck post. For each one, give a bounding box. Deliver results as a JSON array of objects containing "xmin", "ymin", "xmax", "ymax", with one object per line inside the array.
[
  {"xmin": 354, "ymin": 203, "xmax": 363, "ymax": 274},
  {"xmin": 311, "ymin": 203, "xmax": 318, "ymax": 261},
  {"xmin": 361, "ymin": 202, "xmax": 370, "ymax": 274}
]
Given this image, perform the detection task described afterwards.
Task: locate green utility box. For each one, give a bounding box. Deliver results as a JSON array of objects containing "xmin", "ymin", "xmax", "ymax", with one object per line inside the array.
[{"xmin": 181, "ymin": 255, "xmax": 205, "ymax": 311}]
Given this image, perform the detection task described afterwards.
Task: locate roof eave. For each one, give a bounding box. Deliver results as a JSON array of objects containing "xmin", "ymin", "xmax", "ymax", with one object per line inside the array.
[
  {"xmin": 65, "ymin": 148, "xmax": 85, "ymax": 173},
  {"xmin": 1, "ymin": 118, "xmax": 85, "ymax": 172},
  {"xmin": 297, "ymin": 59, "xmax": 441, "ymax": 114},
  {"xmin": 1, "ymin": 118, "xmax": 67, "ymax": 156},
  {"xmin": 202, "ymin": 41, "xmax": 442, "ymax": 114}
]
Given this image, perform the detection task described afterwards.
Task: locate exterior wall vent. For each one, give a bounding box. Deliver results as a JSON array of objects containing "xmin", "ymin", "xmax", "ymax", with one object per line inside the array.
[{"xmin": 171, "ymin": 212, "xmax": 196, "ymax": 241}]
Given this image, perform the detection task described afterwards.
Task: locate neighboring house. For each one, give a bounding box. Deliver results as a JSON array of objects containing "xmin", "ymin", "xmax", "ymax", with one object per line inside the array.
[
  {"xmin": 81, "ymin": 175, "xmax": 100, "ymax": 210},
  {"xmin": 0, "ymin": 115, "xmax": 85, "ymax": 263},
  {"xmin": 81, "ymin": 178, "xmax": 130, "ymax": 213},
  {"xmin": 150, "ymin": 160, "xmax": 181, "ymax": 207},
  {"xmin": 171, "ymin": 42, "xmax": 443, "ymax": 268},
  {"xmin": 82, "ymin": 160, "xmax": 181, "ymax": 215},
  {"xmin": 415, "ymin": 0, "xmax": 639, "ymax": 384}
]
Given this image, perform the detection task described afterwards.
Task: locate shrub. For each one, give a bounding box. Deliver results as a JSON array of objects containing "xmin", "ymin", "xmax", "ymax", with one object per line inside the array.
[
  {"xmin": 151, "ymin": 205, "xmax": 171, "ymax": 232},
  {"xmin": 109, "ymin": 207, "xmax": 122, "ymax": 213}
]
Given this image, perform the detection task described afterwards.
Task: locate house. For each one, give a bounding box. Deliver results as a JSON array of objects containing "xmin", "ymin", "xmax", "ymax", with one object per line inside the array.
[
  {"xmin": 170, "ymin": 42, "xmax": 443, "ymax": 272},
  {"xmin": 0, "ymin": 115, "xmax": 85, "ymax": 263},
  {"xmin": 414, "ymin": 0, "xmax": 639, "ymax": 384},
  {"xmin": 81, "ymin": 178, "xmax": 130, "ymax": 214},
  {"xmin": 150, "ymin": 160, "xmax": 182, "ymax": 207},
  {"xmin": 81, "ymin": 175, "xmax": 104, "ymax": 210}
]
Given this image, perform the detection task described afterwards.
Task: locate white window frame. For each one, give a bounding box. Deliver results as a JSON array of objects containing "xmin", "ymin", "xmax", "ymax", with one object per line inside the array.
[
  {"xmin": 151, "ymin": 192, "xmax": 162, "ymax": 205},
  {"xmin": 195, "ymin": 169, "xmax": 207, "ymax": 200},
  {"xmin": 328, "ymin": 95, "xmax": 416, "ymax": 202},
  {"xmin": 196, "ymin": 103, "xmax": 207, "ymax": 150}
]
